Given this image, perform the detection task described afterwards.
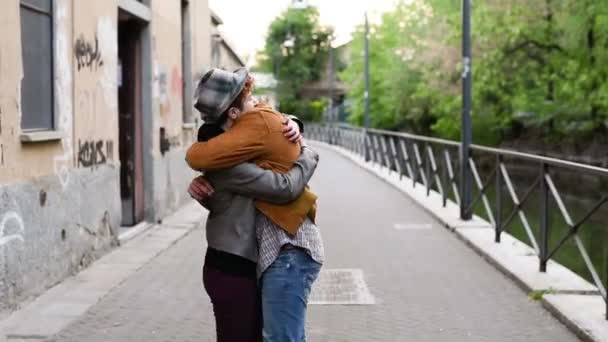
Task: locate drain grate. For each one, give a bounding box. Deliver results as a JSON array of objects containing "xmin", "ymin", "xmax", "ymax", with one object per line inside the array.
[{"xmin": 309, "ymin": 269, "xmax": 375, "ymax": 305}]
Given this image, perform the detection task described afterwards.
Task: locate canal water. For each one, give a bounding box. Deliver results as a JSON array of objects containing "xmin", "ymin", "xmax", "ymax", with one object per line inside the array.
[{"xmin": 462, "ymin": 157, "xmax": 608, "ymax": 288}]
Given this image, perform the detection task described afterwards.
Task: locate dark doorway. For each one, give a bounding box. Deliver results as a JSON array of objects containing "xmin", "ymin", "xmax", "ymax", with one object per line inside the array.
[{"xmin": 118, "ymin": 11, "xmax": 145, "ymax": 226}]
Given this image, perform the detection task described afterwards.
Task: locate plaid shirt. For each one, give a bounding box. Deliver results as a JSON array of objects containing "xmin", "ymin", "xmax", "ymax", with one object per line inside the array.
[{"xmin": 256, "ymin": 212, "xmax": 324, "ymax": 277}]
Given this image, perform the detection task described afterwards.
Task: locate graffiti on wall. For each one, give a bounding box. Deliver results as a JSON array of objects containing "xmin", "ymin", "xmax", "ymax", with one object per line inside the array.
[
  {"xmin": 74, "ymin": 85, "xmax": 116, "ymax": 168},
  {"xmin": 154, "ymin": 63, "xmax": 184, "ymax": 116},
  {"xmin": 157, "ymin": 64, "xmax": 171, "ymax": 115},
  {"xmin": 74, "ymin": 34, "xmax": 104, "ymax": 71},
  {"xmin": 0, "ymin": 211, "xmax": 25, "ymax": 247},
  {"xmin": 159, "ymin": 69, "xmax": 169, "ymax": 103},
  {"xmin": 77, "ymin": 140, "xmax": 114, "ymax": 168}
]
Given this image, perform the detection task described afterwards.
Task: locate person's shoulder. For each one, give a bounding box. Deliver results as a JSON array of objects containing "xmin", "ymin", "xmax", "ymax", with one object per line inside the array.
[
  {"xmin": 235, "ymin": 107, "xmax": 283, "ymax": 131},
  {"xmin": 256, "ymin": 107, "xmax": 284, "ymax": 130},
  {"xmin": 233, "ymin": 110, "xmax": 267, "ymax": 128}
]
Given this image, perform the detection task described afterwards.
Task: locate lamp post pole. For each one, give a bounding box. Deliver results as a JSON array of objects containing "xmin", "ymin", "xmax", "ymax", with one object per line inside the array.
[
  {"xmin": 460, "ymin": 0, "xmax": 473, "ymax": 220},
  {"xmin": 363, "ymin": 12, "xmax": 371, "ymax": 161},
  {"xmin": 364, "ymin": 12, "xmax": 371, "ymax": 130}
]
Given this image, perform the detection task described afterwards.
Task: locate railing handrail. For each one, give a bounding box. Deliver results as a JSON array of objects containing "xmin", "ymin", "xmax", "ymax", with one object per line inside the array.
[
  {"xmin": 316, "ymin": 123, "xmax": 608, "ymax": 176},
  {"xmin": 310, "ymin": 122, "xmax": 608, "ymax": 320}
]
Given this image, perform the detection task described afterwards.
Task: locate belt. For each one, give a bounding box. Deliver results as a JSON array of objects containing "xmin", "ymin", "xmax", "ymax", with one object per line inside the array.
[{"xmin": 281, "ymin": 244, "xmax": 303, "ymax": 251}]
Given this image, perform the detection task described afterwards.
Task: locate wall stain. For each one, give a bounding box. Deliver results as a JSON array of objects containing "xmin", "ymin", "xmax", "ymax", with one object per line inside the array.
[
  {"xmin": 39, "ymin": 190, "xmax": 47, "ymax": 207},
  {"xmin": 160, "ymin": 128, "xmax": 181, "ymax": 155},
  {"xmin": 170, "ymin": 66, "xmax": 183, "ymax": 98}
]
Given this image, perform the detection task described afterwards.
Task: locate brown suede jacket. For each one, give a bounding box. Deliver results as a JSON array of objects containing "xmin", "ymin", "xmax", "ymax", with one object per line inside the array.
[{"xmin": 185, "ymin": 105, "xmax": 317, "ymax": 235}]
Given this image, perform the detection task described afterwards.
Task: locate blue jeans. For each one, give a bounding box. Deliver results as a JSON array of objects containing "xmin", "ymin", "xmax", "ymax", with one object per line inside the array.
[{"xmin": 261, "ymin": 248, "xmax": 322, "ymax": 342}]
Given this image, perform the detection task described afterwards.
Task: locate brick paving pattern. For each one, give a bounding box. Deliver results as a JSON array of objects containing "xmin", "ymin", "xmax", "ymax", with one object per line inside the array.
[{"xmin": 50, "ymin": 146, "xmax": 579, "ymax": 342}]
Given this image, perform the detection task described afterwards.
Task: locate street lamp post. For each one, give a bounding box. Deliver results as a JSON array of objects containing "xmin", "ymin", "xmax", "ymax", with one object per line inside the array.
[
  {"xmin": 460, "ymin": 0, "xmax": 473, "ymax": 220},
  {"xmin": 327, "ymin": 38, "xmax": 337, "ymax": 144},
  {"xmin": 364, "ymin": 12, "xmax": 371, "ymax": 161},
  {"xmin": 364, "ymin": 12, "xmax": 371, "ymax": 130}
]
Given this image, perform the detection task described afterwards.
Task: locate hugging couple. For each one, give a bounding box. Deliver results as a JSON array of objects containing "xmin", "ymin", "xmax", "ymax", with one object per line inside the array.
[{"xmin": 185, "ymin": 67, "xmax": 324, "ymax": 342}]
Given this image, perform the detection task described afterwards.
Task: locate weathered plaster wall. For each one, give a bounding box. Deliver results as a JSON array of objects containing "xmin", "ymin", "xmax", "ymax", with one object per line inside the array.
[
  {"xmin": 72, "ymin": 0, "xmax": 119, "ymax": 171},
  {"xmin": 0, "ymin": 0, "xmax": 119, "ymax": 183},
  {"xmin": 0, "ymin": 0, "xmax": 120, "ymax": 314},
  {"xmin": 219, "ymin": 42, "xmax": 245, "ymax": 71},
  {"xmin": 152, "ymin": 0, "xmax": 183, "ymax": 147},
  {"xmin": 149, "ymin": 0, "xmax": 201, "ymax": 220},
  {"xmin": 192, "ymin": 0, "xmax": 212, "ymax": 80},
  {"xmin": 0, "ymin": 0, "xmax": 212, "ymax": 313},
  {"xmin": 0, "ymin": 165, "xmax": 120, "ymax": 313},
  {"xmin": 153, "ymin": 147, "xmax": 196, "ymax": 220},
  {"xmin": 0, "ymin": 0, "xmax": 65, "ymax": 184}
]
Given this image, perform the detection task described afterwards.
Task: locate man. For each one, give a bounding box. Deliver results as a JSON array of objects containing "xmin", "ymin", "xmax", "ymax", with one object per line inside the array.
[{"xmin": 187, "ymin": 67, "xmax": 324, "ymax": 341}]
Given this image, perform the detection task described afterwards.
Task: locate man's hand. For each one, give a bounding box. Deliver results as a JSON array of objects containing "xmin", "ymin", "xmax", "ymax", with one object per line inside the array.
[
  {"xmin": 283, "ymin": 118, "xmax": 302, "ymax": 143},
  {"xmin": 188, "ymin": 176, "xmax": 215, "ymax": 203}
]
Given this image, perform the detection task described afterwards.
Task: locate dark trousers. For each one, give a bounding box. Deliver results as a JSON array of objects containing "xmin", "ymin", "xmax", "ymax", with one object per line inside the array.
[{"xmin": 203, "ymin": 265, "xmax": 262, "ymax": 342}]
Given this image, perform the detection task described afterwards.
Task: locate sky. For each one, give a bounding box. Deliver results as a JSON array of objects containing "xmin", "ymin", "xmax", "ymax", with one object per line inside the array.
[{"xmin": 208, "ymin": 0, "xmax": 400, "ymax": 66}]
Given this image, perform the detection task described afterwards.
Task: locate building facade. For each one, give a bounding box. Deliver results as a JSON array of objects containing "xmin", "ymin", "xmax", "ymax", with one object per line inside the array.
[
  {"xmin": 210, "ymin": 10, "xmax": 246, "ymax": 70},
  {"xmin": 0, "ymin": 0, "xmax": 236, "ymax": 313}
]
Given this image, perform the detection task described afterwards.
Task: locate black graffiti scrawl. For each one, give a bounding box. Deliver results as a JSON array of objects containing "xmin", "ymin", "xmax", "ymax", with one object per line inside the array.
[
  {"xmin": 78, "ymin": 140, "xmax": 114, "ymax": 167},
  {"xmin": 74, "ymin": 34, "xmax": 104, "ymax": 71}
]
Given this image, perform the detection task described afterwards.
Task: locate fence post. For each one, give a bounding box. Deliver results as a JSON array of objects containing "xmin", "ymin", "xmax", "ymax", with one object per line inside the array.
[
  {"xmin": 539, "ymin": 163, "xmax": 549, "ymax": 272},
  {"xmin": 425, "ymin": 143, "xmax": 431, "ymax": 196},
  {"xmin": 495, "ymin": 155, "xmax": 503, "ymax": 243},
  {"xmin": 442, "ymin": 148, "xmax": 448, "ymax": 207},
  {"xmin": 364, "ymin": 130, "xmax": 371, "ymax": 162},
  {"xmin": 460, "ymin": 149, "xmax": 473, "ymax": 220}
]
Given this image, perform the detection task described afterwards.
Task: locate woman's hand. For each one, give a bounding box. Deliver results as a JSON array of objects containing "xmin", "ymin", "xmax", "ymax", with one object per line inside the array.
[
  {"xmin": 283, "ymin": 118, "xmax": 302, "ymax": 143},
  {"xmin": 188, "ymin": 176, "xmax": 215, "ymax": 204}
]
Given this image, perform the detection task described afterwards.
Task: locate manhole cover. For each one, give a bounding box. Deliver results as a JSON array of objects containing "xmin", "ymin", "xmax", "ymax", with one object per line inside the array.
[{"xmin": 309, "ymin": 269, "xmax": 375, "ymax": 305}]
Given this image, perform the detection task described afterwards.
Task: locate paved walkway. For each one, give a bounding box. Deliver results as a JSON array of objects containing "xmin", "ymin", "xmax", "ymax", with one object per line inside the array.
[{"xmin": 49, "ymin": 145, "xmax": 579, "ymax": 342}]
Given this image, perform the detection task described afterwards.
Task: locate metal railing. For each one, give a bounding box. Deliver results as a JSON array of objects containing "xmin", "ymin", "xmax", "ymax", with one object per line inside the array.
[{"xmin": 309, "ymin": 123, "xmax": 608, "ymax": 319}]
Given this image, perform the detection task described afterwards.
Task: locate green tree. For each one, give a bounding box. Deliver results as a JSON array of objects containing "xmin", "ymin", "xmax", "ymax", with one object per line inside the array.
[
  {"xmin": 340, "ymin": 0, "xmax": 608, "ymax": 146},
  {"xmin": 260, "ymin": 6, "xmax": 333, "ymax": 120}
]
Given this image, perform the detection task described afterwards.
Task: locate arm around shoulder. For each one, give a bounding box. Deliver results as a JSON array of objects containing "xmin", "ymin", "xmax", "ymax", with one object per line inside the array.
[
  {"xmin": 208, "ymin": 160, "xmax": 312, "ymax": 204},
  {"xmin": 185, "ymin": 115, "xmax": 267, "ymax": 170}
]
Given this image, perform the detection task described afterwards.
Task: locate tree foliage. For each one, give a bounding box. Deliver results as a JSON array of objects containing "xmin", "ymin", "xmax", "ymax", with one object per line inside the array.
[
  {"xmin": 341, "ymin": 0, "xmax": 608, "ymax": 145},
  {"xmin": 259, "ymin": 6, "xmax": 333, "ymax": 120}
]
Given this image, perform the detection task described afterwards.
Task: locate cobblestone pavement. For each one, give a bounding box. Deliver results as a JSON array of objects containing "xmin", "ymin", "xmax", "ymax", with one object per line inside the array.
[{"xmin": 50, "ymin": 145, "xmax": 579, "ymax": 342}]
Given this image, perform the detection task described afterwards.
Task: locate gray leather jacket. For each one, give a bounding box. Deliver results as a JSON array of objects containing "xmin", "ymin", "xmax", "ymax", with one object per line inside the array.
[{"xmin": 203, "ymin": 146, "xmax": 319, "ymax": 262}]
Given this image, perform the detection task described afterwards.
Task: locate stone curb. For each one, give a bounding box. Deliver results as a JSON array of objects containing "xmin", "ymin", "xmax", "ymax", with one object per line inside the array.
[
  {"xmin": 0, "ymin": 201, "xmax": 205, "ymax": 341},
  {"xmin": 311, "ymin": 141, "xmax": 607, "ymax": 342},
  {"xmin": 118, "ymin": 221, "xmax": 155, "ymax": 245}
]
